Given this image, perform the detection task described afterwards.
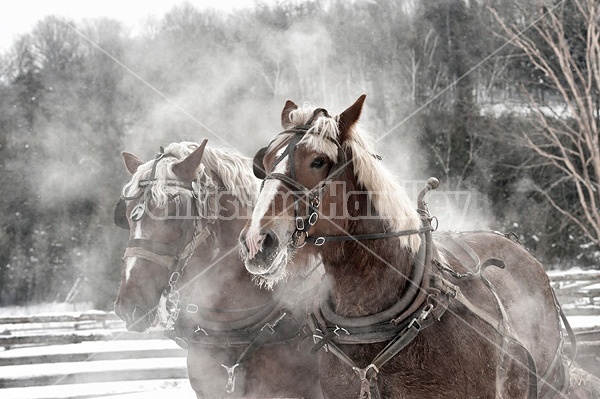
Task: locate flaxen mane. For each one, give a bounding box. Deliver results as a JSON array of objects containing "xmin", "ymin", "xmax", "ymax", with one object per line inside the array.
[{"xmin": 123, "ymin": 141, "xmax": 258, "ymax": 208}]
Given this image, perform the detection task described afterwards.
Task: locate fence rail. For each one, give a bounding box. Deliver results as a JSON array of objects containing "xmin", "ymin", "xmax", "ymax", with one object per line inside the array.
[
  {"xmin": 0, "ymin": 311, "xmax": 192, "ymax": 398},
  {"xmin": 550, "ymin": 270, "xmax": 600, "ymax": 316},
  {"xmin": 0, "ymin": 271, "xmax": 599, "ymax": 397}
]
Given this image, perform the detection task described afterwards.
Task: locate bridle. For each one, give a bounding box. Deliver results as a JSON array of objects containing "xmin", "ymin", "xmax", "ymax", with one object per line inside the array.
[
  {"xmin": 253, "ymin": 108, "xmax": 432, "ymax": 248},
  {"xmin": 115, "ymin": 149, "xmax": 218, "ymax": 328},
  {"xmin": 254, "ymin": 108, "xmax": 347, "ymax": 249}
]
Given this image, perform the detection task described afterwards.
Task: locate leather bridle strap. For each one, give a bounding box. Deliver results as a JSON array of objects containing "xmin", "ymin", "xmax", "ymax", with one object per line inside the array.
[
  {"xmin": 124, "ymin": 247, "xmax": 175, "ymax": 270},
  {"xmin": 306, "ymin": 226, "xmax": 433, "ymax": 246},
  {"xmin": 263, "ymin": 119, "xmax": 347, "ymax": 247}
]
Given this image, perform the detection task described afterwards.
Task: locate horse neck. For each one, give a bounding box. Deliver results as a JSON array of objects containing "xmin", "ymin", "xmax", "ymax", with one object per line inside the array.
[
  {"xmin": 184, "ymin": 204, "xmax": 273, "ymax": 311},
  {"xmin": 320, "ymin": 177, "xmax": 416, "ymax": 318}
]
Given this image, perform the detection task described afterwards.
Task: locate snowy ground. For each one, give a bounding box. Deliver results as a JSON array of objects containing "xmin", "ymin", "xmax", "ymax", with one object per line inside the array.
[
  {"xmin": 0, "ymin": 339, "xmax": 194, "ymax": 399},
  {"xmin": 1, "ymin": 273, "xmax": 600, "ymax": 399}
]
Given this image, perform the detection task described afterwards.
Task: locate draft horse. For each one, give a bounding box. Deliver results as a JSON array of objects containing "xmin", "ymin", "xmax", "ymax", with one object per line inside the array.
[
  {"xmin": 240, "ymin": 95, "xmax": 593, "ymax": 398},
  {"xmin": 113, "ymin": 140, "xmax": 322, "ymax": 398}
]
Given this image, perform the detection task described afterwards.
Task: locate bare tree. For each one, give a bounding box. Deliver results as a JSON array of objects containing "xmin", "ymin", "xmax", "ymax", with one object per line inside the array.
[{"xmin": 490, "ymin": 0, "xmax": 600, "ymax": 244}]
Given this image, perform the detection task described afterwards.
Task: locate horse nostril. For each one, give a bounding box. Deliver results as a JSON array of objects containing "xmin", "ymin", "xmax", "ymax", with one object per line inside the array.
[{"xmin": 262, "ymin": 231, "xmax": 278, "ymax": 249}]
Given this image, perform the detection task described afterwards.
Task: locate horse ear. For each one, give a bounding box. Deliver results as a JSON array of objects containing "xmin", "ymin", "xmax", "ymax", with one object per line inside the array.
[
  {"xmin": 122, "ymin": 152, "xmax": 143, "ymax": 175},
  {"xmin": 338, "ymin": 94, "xmax": 366, "ymax": 142},
  {"xmin": 172, "ymin": 139, "xmax": 208, "ymax": 182},
  {"xmin": 281, "ymin": 100, "xmax": 298, "ymax": 129}
]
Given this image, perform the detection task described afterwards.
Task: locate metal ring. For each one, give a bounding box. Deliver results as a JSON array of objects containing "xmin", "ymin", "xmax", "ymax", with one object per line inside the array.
[
  {"xmin": 186, "ymin": 304, "xmax": 199, "ymax": 313},
  {"xmin": 314, "ymin": 237, "xmax": 326, "ymax": 246},
  {"xmin": 430, "ymin": 216, "xmax": 439, "ymax": 231},
  {"xmin": 169, "ymin": 272, "xmax": 180, "ymax": 284}
]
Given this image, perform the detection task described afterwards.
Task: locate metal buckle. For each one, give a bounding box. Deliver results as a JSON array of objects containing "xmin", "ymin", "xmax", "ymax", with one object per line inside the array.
[
  {"xmin": 353, "ymin": 364, "xmax": 380, "ymax": 399},
  {"xmin": 407, "ymin": 304, "xmax": 435, "ymax": 331},
  {"xmin": 291, "ymin": 231, "xmax": 307, "ymax": 249},
  {"xmin": 295, "ymin": 216, "xmax": 305, "ymax": 231},
  {"xmin": 407, "ymin": 318, "xmax": 421, "ymax": 330},
  {"xmin": 430, "ymin": 216, "xmax": 439, "ymax": 231},
  {"xmin": 130, "ymin": 203, "xmax": 146, "ymax": 221},
  {"xmin": 312, "ymin": 328, "xmax": 328, "ymax": 352},
  {"xmin": 419, "ymin": 303, "xmax": 434, "ymax": 321},
  {"xmin": 311, "ymin": 195, "xmax": 321, "ymax": 207}
]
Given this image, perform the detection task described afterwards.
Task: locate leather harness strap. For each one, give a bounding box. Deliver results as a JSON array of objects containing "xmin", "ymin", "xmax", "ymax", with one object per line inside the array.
[{"xmin": 310, "ymin": 231, "xmax": 572, "ymax": 399}]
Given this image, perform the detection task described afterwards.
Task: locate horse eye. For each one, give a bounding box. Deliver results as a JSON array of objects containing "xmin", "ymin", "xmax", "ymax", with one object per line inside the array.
[{"xmin": 310, "ymin": 158, "xmax": 326, "ymax": 168}]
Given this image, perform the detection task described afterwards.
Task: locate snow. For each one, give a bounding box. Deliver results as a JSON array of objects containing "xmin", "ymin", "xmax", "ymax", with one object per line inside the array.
[
  {"xmin": 0, "ymin": 338, "xmax": 192, "ymax": 399},
  {"xmin": 567, "ymin": 316, "xmax": 600, "ymax": 330},
  {"xmin": 1, "ymin": 379, "xmax": 194, "ymax": 399},
  {"xmin": 2, "ymin": 279, "xmax": 600, "ymax": 399},
  {"xmin": 1, "ymin": 356, "xmax": 186, "ymax": 380},
  {"xmin": 0, "ymin": 339, "xmax": 179, "ymax": 359}
]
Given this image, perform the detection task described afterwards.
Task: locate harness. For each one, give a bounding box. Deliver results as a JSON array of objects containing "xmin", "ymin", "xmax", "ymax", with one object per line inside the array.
[
  {"xmin": 309, "ymin": 227, "xmax": 575, "ymax": 399},
  {"xmin": 251, "ymin": 111, "xmax": 575, "ymax": 398},
  {"xmin": 115, "ymin": 148, "xmax": 318, "ymax": 395},
  {"xmin": 305, "ymin": 179, "xmax": 449, "ymax": 399},
  {"xmin": 170, "ymin": 269, "xmax": 319, "ymax": 394}
]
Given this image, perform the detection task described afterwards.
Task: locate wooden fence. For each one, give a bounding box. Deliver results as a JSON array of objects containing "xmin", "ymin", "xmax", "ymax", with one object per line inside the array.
[
  {"xmin": 0, "ymin": 271, "xmax": 599, "ymax": 397},
  {"xmin": 0, "ymin": 311, "xmax": 192, "ymax": 398}
]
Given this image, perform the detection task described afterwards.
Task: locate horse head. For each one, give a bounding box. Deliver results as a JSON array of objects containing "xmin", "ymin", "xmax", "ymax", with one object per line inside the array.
[
  {"xmin": 113, "ymin": 140, "xmax": 213, "ymax": 331},
  {"xmin": 240, "ymin": 95, "xmax": 420, "ymax": 288}
]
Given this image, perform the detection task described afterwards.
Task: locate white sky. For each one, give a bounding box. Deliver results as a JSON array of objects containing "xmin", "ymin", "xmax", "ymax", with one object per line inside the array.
[{"xmin": 0, "ymin": 0, "xmax": 263, "ymax": 53}]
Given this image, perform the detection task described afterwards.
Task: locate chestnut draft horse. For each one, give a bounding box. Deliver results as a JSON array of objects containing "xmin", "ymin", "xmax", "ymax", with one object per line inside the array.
[
  {"xmin": 240, "ymin": 95, "xmax": 597, "ymax": 398},
  {"xmin": 113, "ymin": 140, "xmax": 322, "ymax": 398}
]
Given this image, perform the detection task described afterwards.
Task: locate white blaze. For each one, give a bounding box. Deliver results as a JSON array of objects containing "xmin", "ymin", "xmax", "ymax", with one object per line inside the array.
[{"xmin": 245, "ymin": 153, "xmax": 288, "ymax": 259}]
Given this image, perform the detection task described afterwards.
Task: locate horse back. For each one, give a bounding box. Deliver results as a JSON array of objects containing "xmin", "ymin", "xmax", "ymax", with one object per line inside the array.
[{"xmin": 434, "ymin": 230, "xmax": 562, "ymax": 380}]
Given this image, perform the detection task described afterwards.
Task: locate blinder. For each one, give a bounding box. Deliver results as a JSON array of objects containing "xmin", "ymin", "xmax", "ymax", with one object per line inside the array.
[
  {"xmin": 252, "ymin": 107, "xmax": 335, "ymax": 181},
  {"xmin": 116, "ymin": 147, "xmax": 212, "ymax": 266},
  {"xmin": 252, "ymin": 146, "xmax": 268, "ymax": 179},
  {"xmin": 114, "ymin": 198, "xmax": 129, "ymax": 230}
]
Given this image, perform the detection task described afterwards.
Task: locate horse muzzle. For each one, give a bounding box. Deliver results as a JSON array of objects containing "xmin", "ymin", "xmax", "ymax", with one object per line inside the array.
[
  {"xmin": 115, "ymin": 303, "xmax": 157, "ymax": 332},
  {"xmin": 240, "ymin": 229, "xmax": 287, "ymax": 278}
]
